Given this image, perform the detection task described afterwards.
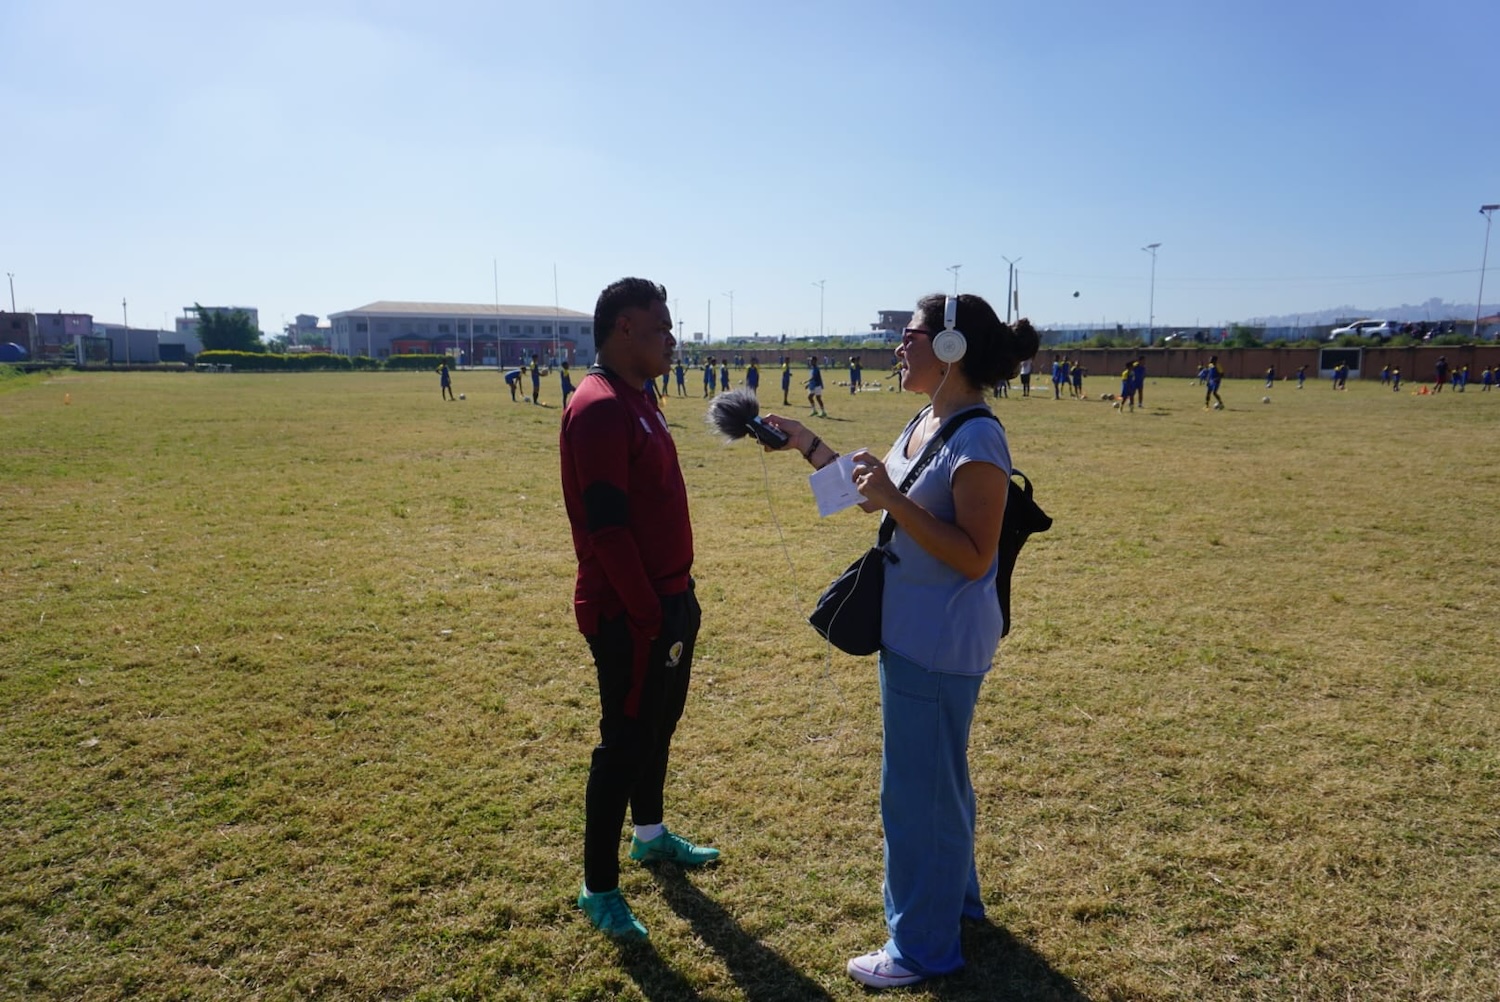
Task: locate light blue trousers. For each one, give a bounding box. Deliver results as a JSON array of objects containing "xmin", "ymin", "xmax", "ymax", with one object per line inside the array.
[{"xmin": 878, "ymin": 648, "xmax": 987, "ymax": 978}]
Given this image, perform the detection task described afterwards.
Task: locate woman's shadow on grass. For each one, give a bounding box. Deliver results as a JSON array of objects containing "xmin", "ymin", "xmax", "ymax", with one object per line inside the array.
[
  {"xmin": 932, "ymin": 917, "xmax": 1094, "ymax": 1001},
  {"xmin": 617, "ymin": 867, "xmax": 1092, "ymax": 1002},
  {"xmin": 617, "ymin": 867, "xmax": 833, "ymax": 1002}
]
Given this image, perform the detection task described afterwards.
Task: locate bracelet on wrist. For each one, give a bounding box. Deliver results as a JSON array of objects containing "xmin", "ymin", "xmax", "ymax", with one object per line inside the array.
[{"xmin": 804, "ymin": 436, "xmax": 839, "ymax": 471}]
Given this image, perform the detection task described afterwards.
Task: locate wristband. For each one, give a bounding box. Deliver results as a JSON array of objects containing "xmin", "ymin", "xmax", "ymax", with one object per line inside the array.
[{"xmin": 803, "ymin": 435, "xmax": 822, "ymax": 461}]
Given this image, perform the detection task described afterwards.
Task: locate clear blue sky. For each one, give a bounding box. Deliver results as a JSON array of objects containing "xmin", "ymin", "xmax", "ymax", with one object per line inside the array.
[{"xmin": 5, "ymin": 0, "xmax": 1498, "ymax": 338}]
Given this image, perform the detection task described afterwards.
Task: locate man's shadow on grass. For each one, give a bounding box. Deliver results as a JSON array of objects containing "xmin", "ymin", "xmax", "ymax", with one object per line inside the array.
[
  {"xmin": 614, "ymin": 941, "xmax": 705, "ymax": 1002},
  {"xmin": 616, "ymin": 866, "xmax": 834, "ymax": 1002}
]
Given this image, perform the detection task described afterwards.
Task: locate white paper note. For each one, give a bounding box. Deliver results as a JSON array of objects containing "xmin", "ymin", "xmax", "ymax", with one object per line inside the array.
[{"xmin": 809, "ymin": 450, "xmax": 868, "ymax": 517}]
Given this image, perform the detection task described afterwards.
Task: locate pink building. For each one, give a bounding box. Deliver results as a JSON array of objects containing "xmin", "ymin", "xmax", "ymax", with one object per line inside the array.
[{"xmin": 33, "ymin": 313, "xmax": 92, "ymax": 362}]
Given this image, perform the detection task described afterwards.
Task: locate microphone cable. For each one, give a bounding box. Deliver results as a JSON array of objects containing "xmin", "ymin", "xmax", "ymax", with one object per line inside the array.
[{"xmin": 751, "ymin": 440, "xmax": 851, "ymax": 725}]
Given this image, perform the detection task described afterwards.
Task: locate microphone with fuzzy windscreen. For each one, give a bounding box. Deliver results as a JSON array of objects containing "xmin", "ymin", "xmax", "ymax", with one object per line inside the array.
[{"xmin": 705, "ymin": 388, "xmax": 791, "ymax": 449}]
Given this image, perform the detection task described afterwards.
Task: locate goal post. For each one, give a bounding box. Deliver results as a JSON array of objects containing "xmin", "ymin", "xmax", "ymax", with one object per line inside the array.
[{"xmin": 1318, "ymin": 347, "xmax": 1362, "ymax": 379}]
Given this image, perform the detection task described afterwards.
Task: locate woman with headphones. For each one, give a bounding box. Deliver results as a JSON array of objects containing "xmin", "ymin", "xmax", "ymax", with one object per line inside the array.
[{"xmin": 766, "ymin": 293, "xmax": 1039, "ymax": 989}]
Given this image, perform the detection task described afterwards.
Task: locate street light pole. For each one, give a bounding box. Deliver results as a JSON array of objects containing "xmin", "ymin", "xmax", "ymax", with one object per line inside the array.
[
  {"xmin": 1142, "ymin": 243, "xmax": 1161, "ymax": 343},
  {"xmin": 1470, "ymin": 204, "xmax": 1494, "ymax": 340},
  {"xmin": 946, "ymin": 264, "xmax": 962, "ymax": 296},
  {"xmin": 1001, "ymin": 255, "xmax": 1022, "ymax": 323},
  {"xmin": 812, "ymin": 279, "xmax": 826, "ymax": 338}
]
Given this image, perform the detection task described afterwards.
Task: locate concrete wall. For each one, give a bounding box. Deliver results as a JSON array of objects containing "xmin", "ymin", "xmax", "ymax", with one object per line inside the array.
[
  {"xmin": 664, "ymin": 344, "xmax": 1500, "ymax": 385},
  {"xmin": 1058, "ymin": 345, "xmax": 1500, "ymax": 381},
  {"xmin": 95, "ymin": 328, "xmax": 161, "ymax": 364}
]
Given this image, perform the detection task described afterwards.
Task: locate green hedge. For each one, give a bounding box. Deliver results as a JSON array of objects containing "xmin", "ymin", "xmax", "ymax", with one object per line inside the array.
[
  {"xmin": 384, "ymin": 354, "xmax": 451, "ymax": 371},
  {"xmin": 193, "ymin": 352, "xmax": 451, "ymax": 372},
  {"xmin": 195, "ymin": 351, "xmax": 290, "ymax": 371}
]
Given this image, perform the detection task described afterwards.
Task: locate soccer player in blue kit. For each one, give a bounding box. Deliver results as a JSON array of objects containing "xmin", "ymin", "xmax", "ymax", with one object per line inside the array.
[{"xmin": 1205, "ymin": 355, "xmax": 1224, "ymax": 410}]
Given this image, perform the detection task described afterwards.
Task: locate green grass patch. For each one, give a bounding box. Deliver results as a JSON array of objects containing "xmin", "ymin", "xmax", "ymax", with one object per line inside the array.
[{"xmin": 2, "ymin": 371, "xmax": 1497, "ymax": 1000}]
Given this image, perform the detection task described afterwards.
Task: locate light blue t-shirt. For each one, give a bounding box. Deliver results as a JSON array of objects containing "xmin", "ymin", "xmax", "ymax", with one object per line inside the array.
[{"xmin": 879, "ymin": 405, "xmax": 1012, "ymax": 675}]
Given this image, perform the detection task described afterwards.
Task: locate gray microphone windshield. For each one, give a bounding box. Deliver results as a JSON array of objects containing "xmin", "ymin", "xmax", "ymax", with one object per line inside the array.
[{"xmin": 705, "ymin": 388, "xmax": 763, "ymax": 440}]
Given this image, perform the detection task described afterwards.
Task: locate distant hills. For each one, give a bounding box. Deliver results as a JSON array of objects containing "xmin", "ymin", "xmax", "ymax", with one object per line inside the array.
[{"xmin": 1258, "ymin": 297, "xmax": 1493, "ymax": 327}]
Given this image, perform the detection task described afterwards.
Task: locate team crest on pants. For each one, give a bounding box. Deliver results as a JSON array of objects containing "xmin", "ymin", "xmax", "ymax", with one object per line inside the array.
[{"xmin": 667, "ymin": 641, "xmax": 684, "ymax": 667}]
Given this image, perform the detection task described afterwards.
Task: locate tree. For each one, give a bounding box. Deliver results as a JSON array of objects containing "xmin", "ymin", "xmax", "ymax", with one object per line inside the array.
[
  {"xmin": 194, "ymin": 304, "xmax": 264, "ymax": 353},
  {"xmin": 1228, "ymin": 325, "xmax": 1262, "ymax": 348}
]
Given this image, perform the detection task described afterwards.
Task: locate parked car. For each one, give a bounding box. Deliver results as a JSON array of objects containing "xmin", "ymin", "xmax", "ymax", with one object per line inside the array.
[
  {"xmin": 1328, "ymin": 319, "xmax": 1397, "ymax": 341},
  {"xmin": 1161, "ymin": 330, "xmax": 1213, "ymax": 346}
]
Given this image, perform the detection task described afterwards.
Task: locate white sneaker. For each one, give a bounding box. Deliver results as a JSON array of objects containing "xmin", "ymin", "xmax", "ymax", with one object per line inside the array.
[{"xmin": 846, "ymin": 948, "xmax": 924, "ymax": 989}]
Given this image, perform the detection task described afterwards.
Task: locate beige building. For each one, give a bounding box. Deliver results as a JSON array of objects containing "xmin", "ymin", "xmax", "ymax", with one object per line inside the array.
[{"xmin": 326, "ymin": 301, "xmax": 594, "ymax": 366}]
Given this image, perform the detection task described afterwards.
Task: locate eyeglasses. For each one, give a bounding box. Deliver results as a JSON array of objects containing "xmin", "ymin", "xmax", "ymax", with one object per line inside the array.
[{"xmin": 900, "ymin": 328, "xmax": 931, "ymax": 347}]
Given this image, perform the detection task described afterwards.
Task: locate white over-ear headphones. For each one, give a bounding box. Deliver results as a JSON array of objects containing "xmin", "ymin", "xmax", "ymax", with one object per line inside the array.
[{"xmin": 931, "ymin": 295, "xmax": 967, "ymax": 364}]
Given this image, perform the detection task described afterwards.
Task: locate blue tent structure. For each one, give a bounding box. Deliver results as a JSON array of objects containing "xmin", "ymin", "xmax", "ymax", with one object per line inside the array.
[{"xmin": 0, "ymin": 342, "xmax": 29, "ymax": 362}]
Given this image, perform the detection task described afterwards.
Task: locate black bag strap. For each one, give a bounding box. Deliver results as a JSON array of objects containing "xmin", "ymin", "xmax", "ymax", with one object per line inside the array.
[{"xmin": 876, "ymin": 405, "xmax": 998, "ymax": 547}]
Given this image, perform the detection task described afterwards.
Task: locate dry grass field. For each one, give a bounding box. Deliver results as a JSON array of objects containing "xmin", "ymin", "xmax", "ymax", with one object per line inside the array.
[{"xmin": 2, "ymin": 367, "xmax": 1497, "ymax": 1001}]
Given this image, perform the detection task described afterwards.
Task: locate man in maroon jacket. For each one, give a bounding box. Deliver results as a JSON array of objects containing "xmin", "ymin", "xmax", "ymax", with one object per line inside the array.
[{"xmin": 560, "ymin": 277, "xmax": 719, "ymax": 942}]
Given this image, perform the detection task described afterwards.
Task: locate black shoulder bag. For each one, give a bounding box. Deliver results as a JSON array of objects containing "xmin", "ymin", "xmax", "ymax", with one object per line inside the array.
[
  {"xmin": 996, "ymin": 468, "xmax": 1052, "ymax": 637},
  {"xmin": 807, "ymin": 408, "xmax": 1052, "ymax": 654}
]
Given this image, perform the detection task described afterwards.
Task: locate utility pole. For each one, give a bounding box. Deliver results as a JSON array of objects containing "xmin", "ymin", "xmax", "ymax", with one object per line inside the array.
[{"xmin": 9, "ymin": 272, "xmax": 32, "ymax": 359}]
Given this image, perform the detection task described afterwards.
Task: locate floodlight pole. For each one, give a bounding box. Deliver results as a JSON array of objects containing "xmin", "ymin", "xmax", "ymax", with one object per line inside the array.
[
  {"xmin": 1470, "ymin": 205, "xmax": 1494, "ymax": 342},
  {"xmin": 1142, "ymin": 243, "xmax": 1161, "ymax": 344},
  {"xmin": 1001, "ymin": 255, "xmax": 1022, "ymax": 323}
]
